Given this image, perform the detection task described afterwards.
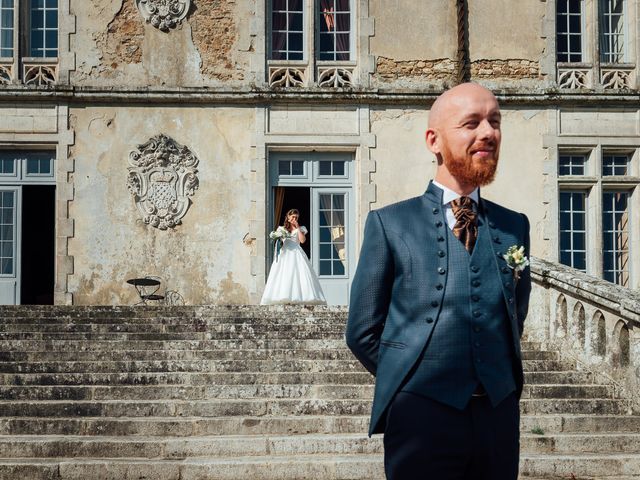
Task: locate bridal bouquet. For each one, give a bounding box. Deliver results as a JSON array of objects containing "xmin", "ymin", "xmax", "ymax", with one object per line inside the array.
[
  {"xmin": 269, "ymin": 226, "xmax": 291, "ymax": 243},
  {"xmin": 269, "ymin": 226, "xmax": 291, "ymax": 261}
]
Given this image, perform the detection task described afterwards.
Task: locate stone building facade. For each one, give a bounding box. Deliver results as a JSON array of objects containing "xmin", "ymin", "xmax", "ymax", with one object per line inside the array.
[{"xmin": 0, "ymin": 0, "xmax": 638, "ymax": 306}]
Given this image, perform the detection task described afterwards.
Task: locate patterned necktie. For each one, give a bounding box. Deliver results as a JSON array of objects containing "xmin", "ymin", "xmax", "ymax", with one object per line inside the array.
[{"xmin": 451, "ymin": 196, "xmax": 477, "ymax": 254}]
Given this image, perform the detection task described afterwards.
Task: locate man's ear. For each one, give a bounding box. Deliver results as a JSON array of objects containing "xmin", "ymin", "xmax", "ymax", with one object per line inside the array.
[{"xmin": 425, "ymin": 128, "xmax": 440, "ymax": 154}]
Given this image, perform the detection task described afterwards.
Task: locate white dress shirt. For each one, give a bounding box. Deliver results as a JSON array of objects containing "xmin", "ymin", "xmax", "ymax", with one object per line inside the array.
[{"xmin": 432, "ymin": 180, "xmax": 479, "ymax": 230}]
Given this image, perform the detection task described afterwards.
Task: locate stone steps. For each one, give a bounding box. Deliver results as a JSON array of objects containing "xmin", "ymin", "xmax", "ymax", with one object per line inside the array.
[
  {"xmin": 0, "ymin": 384, "xmax": 613, "ymax": 401},
  {"xmin": 0, "ymin": 359, "xmax": 575, "ymax": 374},
  {"xmin": 2, "ymin": 453, "xmax": 640, "ymax": 480},
  {"xmin": 2, "ymin": 414, "xmax": 639, "ymax": 437},
  {"xmin": 0, "ymin": 305, "xmax": 636, "ymax": 479},
  {"xmin": 1, "ymin": 432, "xmax": 639, "ymax": 459},
  {"xmin": 0, "ymin": 398, "xmax": 630, "ymax": 418}
]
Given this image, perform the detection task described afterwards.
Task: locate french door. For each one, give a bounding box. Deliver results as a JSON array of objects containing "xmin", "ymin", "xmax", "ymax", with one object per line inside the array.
[
  {"xmin": 0, "ymin": 187, "xmax": 20, "ymax": 304},
  {"xmin": 313, "ymin": 188, "xmax": 351, "ymax": 305},
  {"xmin": 269, "ymin": 152, "xmax": 354, "ymax": 305}
]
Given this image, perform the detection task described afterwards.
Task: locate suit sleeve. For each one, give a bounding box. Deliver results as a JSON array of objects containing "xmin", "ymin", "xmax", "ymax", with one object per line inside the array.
[
  {"xmin": 516, "ymin": 213, "xmax": 532, "ymax": 338},
  {"xmin": 345, "ymin": 210, "xmax": 394, "ymax": 376}
]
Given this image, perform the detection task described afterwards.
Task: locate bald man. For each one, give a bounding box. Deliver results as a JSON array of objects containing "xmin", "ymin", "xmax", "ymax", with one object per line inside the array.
[{"xmin": 346, "ymin": 83, "xmax": 531, "ymax": 479}]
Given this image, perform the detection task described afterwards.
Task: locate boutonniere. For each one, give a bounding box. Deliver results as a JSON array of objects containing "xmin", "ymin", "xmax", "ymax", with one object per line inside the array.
[{"xmin": 503, "ymin": 245, "xmax": 529, "ymax": 281}]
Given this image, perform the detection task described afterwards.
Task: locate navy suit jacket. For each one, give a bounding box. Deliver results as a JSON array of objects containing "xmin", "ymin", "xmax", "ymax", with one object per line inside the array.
[{"xmin": 345, "ymin": 182, "xmax": 531, "ymax": 436}]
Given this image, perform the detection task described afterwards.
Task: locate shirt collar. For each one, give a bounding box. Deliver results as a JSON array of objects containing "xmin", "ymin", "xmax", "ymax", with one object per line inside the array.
[{"xmin": 432, "ymin": 180, "xmax": 480, "ymax": 206}]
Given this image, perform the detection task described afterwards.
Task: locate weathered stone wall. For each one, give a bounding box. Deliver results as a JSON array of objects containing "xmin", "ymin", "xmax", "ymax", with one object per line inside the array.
[
  {"xmin": 369, "ymin": 106, "xmax": 549, "ymax": 259},
  {"xmin": 369, "ymin": 0, "xmax": 458, "ymax": 88},
  {"xmin": 68, "ymin": 106, "xmax": 255, "ymax": 305},
  {"xmin": 71, "ymin": 0, "xmax": 253, "ymax": 87}
]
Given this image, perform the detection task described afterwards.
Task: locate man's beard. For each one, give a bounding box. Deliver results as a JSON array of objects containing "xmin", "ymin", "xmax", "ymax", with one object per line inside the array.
[{"xmin": 444, "ymin": 149, "xmax": 498, "ymax": 187}]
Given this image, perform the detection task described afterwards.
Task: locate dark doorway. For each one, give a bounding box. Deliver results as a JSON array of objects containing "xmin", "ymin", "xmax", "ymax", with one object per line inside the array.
[
  {"xmin": 21, "ymin": 185, "xmax": 55, "ymax": 305},
  {"xmin": 275, "ymin": 186, "xmax": 311, "ymax": 259}
]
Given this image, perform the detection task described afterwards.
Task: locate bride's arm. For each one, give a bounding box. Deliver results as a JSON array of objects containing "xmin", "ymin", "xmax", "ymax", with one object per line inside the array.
[{"xmin": 297, "ymin": 226, "xmax": 307, "ymax": 244}]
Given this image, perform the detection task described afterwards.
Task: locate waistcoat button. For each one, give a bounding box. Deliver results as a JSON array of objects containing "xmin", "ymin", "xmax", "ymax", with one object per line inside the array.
[
  {"xmin": 431, "ymin": 300, "xmax": 439, "ymax": 308},
  {"xmin": 438, "ymin": 267, "xmax": 446, "ymax": 274},
  {"xmin": 426, "ymin": 317, "xmax": 434, "ymax": 324}
]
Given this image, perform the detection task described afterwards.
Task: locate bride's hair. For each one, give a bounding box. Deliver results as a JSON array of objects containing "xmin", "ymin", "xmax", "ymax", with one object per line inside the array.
[{"xmin": 284, "ymin": 209, "xmax": 299, "ymax": 232}]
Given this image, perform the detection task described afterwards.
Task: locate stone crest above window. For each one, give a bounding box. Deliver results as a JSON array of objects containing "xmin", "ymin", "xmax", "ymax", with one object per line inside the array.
[
  {"xmin": 127, "ymin": 134, "xmax": 200, "ymax": 230},
  {"xmin": 135, "ymin": 0, "xmax": 191, "ymax": 31}
]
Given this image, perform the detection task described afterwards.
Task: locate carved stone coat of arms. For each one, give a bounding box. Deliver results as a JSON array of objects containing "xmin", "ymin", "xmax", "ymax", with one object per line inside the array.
[
  {"xmin": 127, "ymin": 134, "xmax": 199, "ymax": 230},
  {"xmin": 135, "ymin": 0, "xmax": 191, "ymax": 31}
]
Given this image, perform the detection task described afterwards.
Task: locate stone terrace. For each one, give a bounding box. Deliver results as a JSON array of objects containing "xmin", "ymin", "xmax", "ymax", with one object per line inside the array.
[{"xmin": 0, "ymin": 305, "xmax": 639, "ymax": 479}]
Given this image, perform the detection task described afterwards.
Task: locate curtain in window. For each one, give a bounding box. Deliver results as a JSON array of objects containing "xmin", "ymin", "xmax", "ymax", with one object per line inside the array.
[
  {"xmin": 319, "ymin": 0, "xmax": 350, "ymax": 60},
  {"xmin": 274, "ymin": 187, "xmax": 286, "ymax": 227},
  {"xmin": 320, "ymin": 194, "xmax": 346, "ymax": 267},
  {"xmin": 271, "ymin": 1, "xmax": 288, "ymax": 59}
]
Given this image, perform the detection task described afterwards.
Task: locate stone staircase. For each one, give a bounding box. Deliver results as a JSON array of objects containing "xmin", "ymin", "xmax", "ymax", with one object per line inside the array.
[{"xmin": 0, "ymin": 305, "xmax": 638, "ymax": 480}]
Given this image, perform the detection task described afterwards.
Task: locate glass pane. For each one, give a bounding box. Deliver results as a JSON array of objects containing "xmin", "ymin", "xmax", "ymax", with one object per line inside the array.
[
  {"xmin": 1, "ymin": 0, "xmax": 14, "ymax": 9},
  {"xmin": 1, "ymin": 10, "xmax": 12, "ymax": 29},
  {"xmin": 278, "ymin": 161, "xmax": 290, "ymax": 176},
  {"xmin": 273, "ymin": 0, "xmax": 286, "ymax": 10},
  {"xmin": 288, "ymin": 0, "xmax": 302, "ymax": 11},
  {"xmin": 289, "ymin": 12, "xmax": 302, "ymax": 31},
  {"xmin": 1, "ymin": 241, "xmax": 12, "ymax": 256},
  {"xmin": 569, "ymin": 0, "xmax": 581, "ymax": 14},
  {"xmin": 319, "ymin": 260, "xmax": 332, "ymax": 276},
  {"xmin": 45, "ymin": 0, "xmax": 57, "ymax": 7},
  {"xmin": 569, "ymin": 15, "xmax": 581, "ymax": 33},
  {"xmin": 569, "ymin": 35, "xmax": 581, "ymax": 52},
  {"xmin": 335, "ymin": 13, "xmax": 350, "ymax": 31},
  {"xmin": 319, "ymin": 161, "xmax": 331, "ymax": 176},
  {"xmin": 45, "ymin": 9, "xmax": 57, "ymax": 28},
  {"xmin": 0, "ymin": 159, "xmax": 14, "ymax": 174},
  {"xmin": 26, "ymin": 158, "xmax": 39, "ymax": 174},
  {"xmin": 1, "ymin": 257, "xmax": 12, "ymax": 275},
  {"xmin": 31, "ymin": 9, "xmax": 43, "ymax": 29},
  {"xmin": 560, "ymin": 250, "xmax": 571, "ymax": 266},
  {"xmin": 573, "ymin": 233, "xmax": 585, "ymax": 250},
  {"xmin": 333, "ymin": 260, "xmax": 345, "ymax": 275},
  {"xmin": 557, "ymin": 16, "xmax": 567, "ymax": 34},
  {"xmin": 291, "ymin": 160, "xmax": 303, "ymax": 175},
  {"xmin": 288, "ymin": 32, "xmax": 302, "ymax": 52},
  {"xmin": 319, "ymin": 33, "xmax": 333, "ymax": 53},
  {"xmin": 272, "ymin": 11, "xmax": 286, "ymax": 28},
  {"xmin": 288, "ymin": 51, "xmax": 303, "ymax": 60},
  {"xmin": 320, "ymin": 243, "xmax": 331, "ymax": 259},
  {"xmin": 572, "ymin": 213, "xmax": 584, "ymax": 230},
  {"xmin": 1, "ymin": 209, "xmax": 11, "ymax": 224},
  {"xmin": 332, "ymin": 194, "xmax": 344, "ymax": 210},
  {"xmin": 45, "ymin": 29, "xmax": 57, "ymax": 49},
  {"xmin": 39, "ymin": 159, "xmax": 51, "ymax": 174},
  {"xmin": 3, "ymin": 191, "xmax": 12, "ymax": 207},
  {"xmin": 573, "ymin": 253, "xmax": 586, "ymax": 270},
  {"xmin": 0, "ymin": 225, "xmax": 11, "ymax": 240},
  {"xmin": 333, "ymin": 161, "xmax": 345, "ymax": 176},
  {"xmin": 319, "ymin": 227, "xmax": 331, "ymax": 242}
]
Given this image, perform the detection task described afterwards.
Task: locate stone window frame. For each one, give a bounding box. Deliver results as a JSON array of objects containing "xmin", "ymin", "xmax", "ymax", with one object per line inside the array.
[
  {"xmin": 0, "ymin": 0, "xmax": 74, "ymax": 86},
  {"xmin": 262, "ymin": 0, "xmax": 374, "ymax": 88},
  {"xmin": 551, "ymin": 141, "xmax": 640, "ymax": 288},
  {"xmin": 550, "ymin": 0, "xmax": 638, "ymax": 89}
]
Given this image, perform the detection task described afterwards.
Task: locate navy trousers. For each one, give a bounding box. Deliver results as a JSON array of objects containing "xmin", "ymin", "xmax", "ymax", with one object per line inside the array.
[{"xmin": 383, "ymin": 391, "xmax": 520, "ymax": 480}]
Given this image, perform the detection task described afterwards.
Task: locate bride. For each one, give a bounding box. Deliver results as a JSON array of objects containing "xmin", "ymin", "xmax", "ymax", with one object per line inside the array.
[{"xmin": 260, "ymin": 209, "xmax": 327, "ymax": 305}]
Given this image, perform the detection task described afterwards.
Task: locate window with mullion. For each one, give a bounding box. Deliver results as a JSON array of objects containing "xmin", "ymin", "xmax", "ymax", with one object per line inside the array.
[
  {"xmin": 602, "ymin": 153, "xmax": 629, "ymax": 176},
  {"xmin": 0, "ymin": 0, "xmax": 13, "ymax": 58},
  {"xmin": 602, "ymin": 190, "xmax": 630, "ymax": 286},
  {"xmin": 317, "ymin": 0, "xmax": 350, "ymax": 61},
  {"xmin": 599, "ymin": 0, "xmax": 625, "ymax": 63},
  {"xmin": 559, "ymin": 153, "xmax": 586, "ymax": 175},
  {"xmin": 559, "ymin": 191, "xmax": 587, "ymax": 271},
  {"xmin": 29, "ymin": 0, "xmax": 58, "ymax": 58},
  {"xmin": 270, "ymin": 0, "xmax": 304, "ymax": 61},
  {"xmin": 556, "ymin": 0, "xmax": 583, "ymax": 63}
]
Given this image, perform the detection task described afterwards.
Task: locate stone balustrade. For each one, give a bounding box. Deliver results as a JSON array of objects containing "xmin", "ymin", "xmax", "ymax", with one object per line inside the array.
[{"xmin": 527, "ymin": 257, "xmax": 640, "ymax": 412}]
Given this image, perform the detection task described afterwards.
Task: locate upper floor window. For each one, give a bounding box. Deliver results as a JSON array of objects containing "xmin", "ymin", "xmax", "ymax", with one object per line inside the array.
[
  {"xmin": 557, "ymin": 0, "xmax": 583, "ymax": 63},
  {"xmin": 599, "ymin": 0, "xmax": 625, "ymax": 63},
  {"xmin": 556, "ymin": 0, "xmax": 634, "ymax": 89},
  {"xmin": 0, "ymin": 0, "xmax": 58, "ymax": 86},
  {"xmin": 267, "ymin": 0, "xmax": 355, "ymax": 88}
]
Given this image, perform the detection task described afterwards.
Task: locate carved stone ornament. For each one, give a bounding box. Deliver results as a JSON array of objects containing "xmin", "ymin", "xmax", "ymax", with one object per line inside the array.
[
  {"xmin": 127, "ymin": 134, "xmax": 199, "ymax": 230},
  {"xmin": 135, "ymin": 0, "xmax": 190, "ymax": 31}
]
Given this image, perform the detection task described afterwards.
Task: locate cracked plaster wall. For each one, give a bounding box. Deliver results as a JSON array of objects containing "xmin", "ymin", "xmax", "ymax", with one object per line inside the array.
[
  {"xmin": 370, "ymin": 107, "xmax": 548, "ymax": 259},
  {"xmin": 71, "ymin": 0, "xmax": 252, "ymax": 87},
  {"xmin": 68, "ymin": 106, "xmax": 255, "ymax": 305}
]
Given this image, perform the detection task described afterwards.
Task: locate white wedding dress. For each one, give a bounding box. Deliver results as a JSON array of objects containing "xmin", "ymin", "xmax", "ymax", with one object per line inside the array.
[{"xmin": 260, "ymin": 226, "xmax": 327, "ymax": 305}]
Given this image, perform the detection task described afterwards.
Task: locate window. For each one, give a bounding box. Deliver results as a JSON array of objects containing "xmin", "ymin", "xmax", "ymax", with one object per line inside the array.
[
  {"xmin": 556, "ymin": 0, "xmax": 634, "ymax": 89},
  {"xmin": 318, "ymin": 192, "xmax": 346, "ymax": 276},
  {"xmin": 0, "ymin": 190, "xmax": 15, "ymax": 275},
  {"xmin": 29, "ymin": 0, "xmax": 59, "ymax": 58},
  {"xmin": 602, "ymin": 191, "xmax": 629, "ymax": 286},
  {"xmin": 318, "ymin": 159, "xmax": 345, "ymax": 176},
  {"xmin": 270, "ymin": 0, "xmax": 304, "ymax": 61},
  {"xmin": 557, "ymin": 0, "xmax": 583, "ymax": 62},
  {"xmin": 557, "ymin": 148, "xmax": 637, "ymax": 287},
  {"xmin": 602, "ymin": 153, "xmax": 629, "ymax": 176},
  {"xmin": 278, "ymin": 159, "xmax": 305, "ymax": 176},
  {"xmin": 0, "ymin": 0, "xmax": 58, "ymax": 85},
  {"xmin": 559, "ymin": 191, "xmax": 587, "ymax": 271},
  {"xmin": 600, "ymin": 0, "xmax": 625, "ymax": 63},
  {"xmin": 267, "ymin": 0, "xmax": 354, "ymax": 87},
  {"xmin": 0, "ymin": 151, "xmax": 55, "ymax": 181},
  {"xmin": 559, "ymin": 153, "xmax": 586, "ymax": 175}
]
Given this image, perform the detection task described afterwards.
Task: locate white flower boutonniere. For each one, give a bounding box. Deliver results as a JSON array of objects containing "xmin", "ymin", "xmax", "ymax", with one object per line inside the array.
[{"xmin": 503, "ymin": 245, "xmax": 530, "ymax": 281}]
